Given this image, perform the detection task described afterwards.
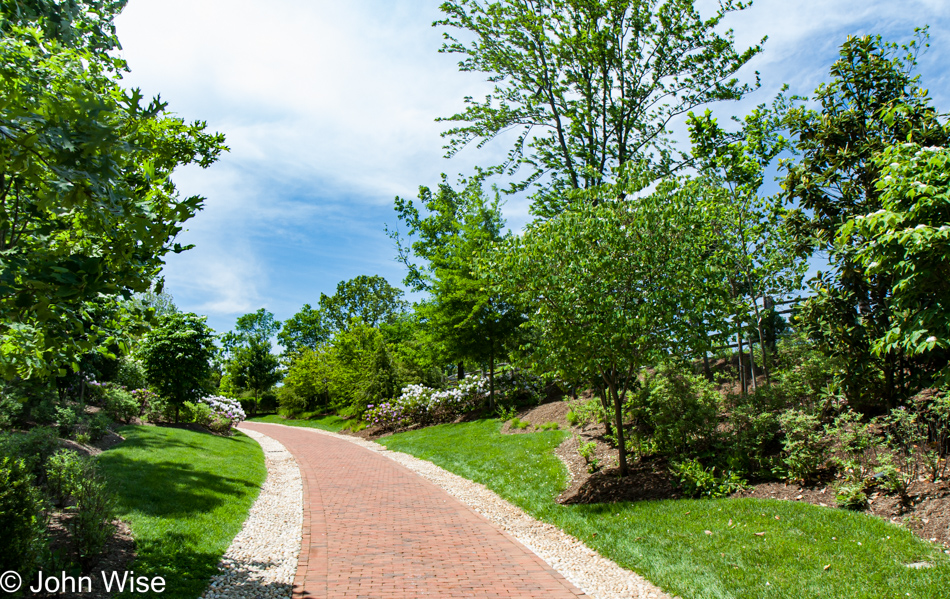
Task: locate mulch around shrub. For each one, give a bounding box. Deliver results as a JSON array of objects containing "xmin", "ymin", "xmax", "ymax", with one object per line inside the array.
[{"xmin": 498, "ymin": 399, "xmax": 950, "ymax": 552}]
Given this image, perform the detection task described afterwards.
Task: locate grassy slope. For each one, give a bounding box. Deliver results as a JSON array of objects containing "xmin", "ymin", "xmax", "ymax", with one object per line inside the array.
[
  {"xmin": 98, "ymin": 426, "xmax": 266, "ymax": 599},
  {"xmin": 245, "ymin": 414, "xmax": 350, "ymax": 432},
  {"xmin": 381, "ymin": 419, "xmax": 950, "ymax": 599}
]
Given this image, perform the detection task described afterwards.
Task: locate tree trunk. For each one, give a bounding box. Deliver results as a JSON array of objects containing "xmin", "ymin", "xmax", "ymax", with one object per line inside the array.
[
  {"xmin": 458, "ymin": 362, "xmax": 464, "ymax": 380},
  {"xmin": 737, "ymin": 327, "xmax": 747, "ymax": 396},
  {"xmin": 598, "ymin": 387, "xmax": 613, "ymax": 437},
  {"xmin": 607, "ymin": 378, "xmax": 627, "ymax": 477},
  {"xmin": 703, "ymin": 353, "xmax": 712, "ymax": 382},
  {"xmin": 489, "ymin": 352, "xmax": 495, "ymax": 412}
]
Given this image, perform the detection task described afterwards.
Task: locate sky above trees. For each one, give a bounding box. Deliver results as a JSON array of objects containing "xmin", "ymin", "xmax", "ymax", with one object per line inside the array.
[{"xmin": 113, "ymin": 0, "xmax": 950, "ymax": 334}]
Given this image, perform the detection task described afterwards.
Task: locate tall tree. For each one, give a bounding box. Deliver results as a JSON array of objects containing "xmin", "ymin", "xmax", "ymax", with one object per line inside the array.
[
  {"xmin": 392, "ymin": 176, "xmax": 522, "ymax": 408},
  {"xmin": 489, "ymin": 169, "xmax": 712, "ymax": 475},
  {"xmin": 782, "ymin": 30, "xmax": 950, "ymax": 410},
  {"xmin": 278, "ymin": 303, "xmax": 329, "ymax": 355},
  {"xmin": 318, "ymin": 275, "xmax": 407, "ymax": 333},
  {"xmin": 688, "ymin": 103, "xmax": 806, "ymax": 387},
  {"xmin": 137, "ymin": 312, "xmax": 215, "ymax": 422},
  {"xmin": 435, "ymin": 0, "xmax": 763, "ymax": 216},
  {"xmin": 0, "ymin": 2, "xmax": 226, "ymax": 379}
]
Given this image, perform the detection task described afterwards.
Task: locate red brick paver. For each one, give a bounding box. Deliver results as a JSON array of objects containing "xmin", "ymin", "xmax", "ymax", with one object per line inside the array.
[{"xmin": 240, "ymin": 422, "xmax": 585, "ymax": 599}]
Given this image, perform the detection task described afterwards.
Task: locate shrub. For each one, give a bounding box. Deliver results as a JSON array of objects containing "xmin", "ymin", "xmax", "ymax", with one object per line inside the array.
[
  {"xmin": 538, "ymin": 421, "xmax": 559, "ymax": 431},
  {"xmin": 670, "ymin": 458, "xmax": 747, "ymax": 498},
  {"xmin": 66, "ymin": 458, "xmax": 117, "ymax": 566},
  {"xmin": 277, "ymin": 386, "xmax": 309, "ymax": 418},
  {"xmin": 0, "ymin": 457, "xmax": 47, "ymax": 577},
  {"xmin": 0, "ymin": 393, "xmax": 24, "ymax": 430},
  {"xmin": 113, "ymin": 356, "xmax": 147, "ymax": 390},
  {"xmin": 566, "ymin": 397, "xmax": 605, "ymax": 428},
  {"xmin": 778, "ymin": 409, "xmax": 832, "ymax": 482},
  {"xmin": 834, "ymin": 481, "xmax": 869, "ymax": 509},
  {"xmin": 632, "ymin": 362, "xmax": 720, "ymax": 458},
  {"xmin": 577, "ymin": 440, "xmax": 599, "ymax": 473},
  {"xmin": 102, "ymin": 385, "xmax": 139, "ymax": 423},
  {"xmin": 363, "ymin": 374, "xmax": 487, "ymax": 429},
  {"xmin": 84, "ymin": 412, "xmax": 112, "ymax": 442},
  {"xmin": 200, "ymin": 395, "xmax": 246, "ymax": 427},
  {"xmin": 46, "ymin": 450, "xmax": 84, "ymax": 508},
  {"xmin": 55, "ymin": 404, "xmax": 81, "ymax": 437},
  {"xmin": 140, "ymin": 392, "xmax": 174, "ymax": 423},
  {"xmin": 0, "ymin": 426, "xmax": 60, "ymax": 477},
  {"xmin": 509, "ymin": 417, "xmax": 530, "ymax": 430}
]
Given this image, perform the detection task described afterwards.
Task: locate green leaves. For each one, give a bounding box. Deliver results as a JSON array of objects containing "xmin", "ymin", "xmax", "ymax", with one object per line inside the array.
[
  {"xmin": 436, "ymin": 0, "xmax": 764, "ymax": 215},
  {"xmin": 0, "ymin": 10, "xmax": 226, "ymax": 379}
]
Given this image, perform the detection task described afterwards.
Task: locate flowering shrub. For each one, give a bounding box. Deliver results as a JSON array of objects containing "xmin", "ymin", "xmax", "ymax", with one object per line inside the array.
[
  {"xmin": 364, "ymin": 374, "xmax": 487, "ymax": 429},
  {"xmin": 200, "ymin": 395, "xmax": 246, "ymax": 427}
]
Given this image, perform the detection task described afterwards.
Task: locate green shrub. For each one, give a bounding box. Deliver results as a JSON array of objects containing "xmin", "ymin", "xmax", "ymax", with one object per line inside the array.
[
  {"xmin": 207, "ymin": 415, "xmax": 232, "ymax": 434},
  {"xmin": 510, "ymin": 417, "xmax": 530, "ymax": 430},
  {"xmin": 566, "ymin": 410, "xmax": 579, "ymax": 426},
  {"xmin": 567, "ymin": 398, "xmax": 605, "ymax": 428},
  {"xmin": 0, "ymin": 457, "xmax": 47, "ymax": 577},
  {"xmin": 670, "ymin": 458, "xmax": 747, "ymax": 498},
  {"xmin": 538, "ymin": 421, "xmax": 559, "ymax": 431},
  {"xmin": 778, "ymin": 409, "xmax": 832, "ymax": 482},
  {"xmin": 834, "ymin": 480, "xmax": 869, "ymax": 509},
  {"xmin": 141, "ymin": 393, "xmax": 174, "ymax": 423},
  {"xmin": 632, "ymin": 362, "xmax": 720, "ymax": 458},
  {"xmin": 85, "ymin": 412, "xmax": 112, "ymax": 442},
  {"xmin": 0, "ymin": 426, "xmax": 60, "ymax": 477},
  {"xmin": 46, "ymin": 450, "xmax": 84, "ymax": 507},
  {"xmin": 102, "ymin": 385, "xmax": 139, "ymax": 423},
  {"xmin": 66, "ymin": 457, "xmax": 117, "ymax": 566},
  {"xmin": 55, "ymin": 404, "xmax": 81, "ymax": 437},
  {"xmin": 277, "ymin": 386, "xmax": 309, "ymax": 418},
  {"xmin": 0, "ymin": 393, "xmax": 24, "ymax": 429},
  {"xmin": 577, "ymin": 440, "xmax": 599, "ymax": 472},
  {"xmin": 114, "ymin": 356, "xmax": 147, "ymax": 390}
]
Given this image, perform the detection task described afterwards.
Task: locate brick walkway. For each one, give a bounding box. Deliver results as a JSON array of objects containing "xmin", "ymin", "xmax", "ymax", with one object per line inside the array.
[{"xmin": 240, "ymin": 422, "xmax": 585, "ymax": 599}]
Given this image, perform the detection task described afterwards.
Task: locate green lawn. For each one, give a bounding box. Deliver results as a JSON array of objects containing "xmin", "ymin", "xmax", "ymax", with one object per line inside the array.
[
  {"xmin": 380, "ymin": 419, "xmax": 950, "ymax": 599},
  {"xmin": 246, "ymin": 413, "xmax": 350, "ymax": 432},
  {"xmin": 98, "ymin": 426, "xmax": 266, "ymax": 599}
]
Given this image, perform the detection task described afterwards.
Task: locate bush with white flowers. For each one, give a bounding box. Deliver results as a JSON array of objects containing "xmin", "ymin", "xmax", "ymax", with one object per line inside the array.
[
  {"xmin": 200, "ymin": 395, "xmax": 246, "ymax": 427},
  {"xmin": 364, "ymin": 374, "xmax": 488, "ymax": 429}
]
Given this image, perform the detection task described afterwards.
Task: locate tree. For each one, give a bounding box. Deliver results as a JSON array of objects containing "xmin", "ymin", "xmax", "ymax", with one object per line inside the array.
[
  {"xmin": 278, "ymin": 303, "xmax": 329, "ymax": 355},
  {"xmin": 392, "ymin": 176, "xmax": 523, "ymax": 408},
  {"xmin": 488, "ymin": 169, "xmax": 711, "ymax": 475},
  {"xmin": 0, "ymin": 2, "xmax": 226, "ymax": 379},
  {"xmin": 228, "ymin": 339, "xmax": 282, "ymax": 412},
  {"xmin": 688, "ymin": 102, "xmax": 805, "ymax": 388},
  {"xmin": 837, "ymin": 138, "xmax": 950, "ymax": 387},
  {"xmin": 782, "ymin": 30, "xmax": 950, "ymax": 410},
  {"xmin": 435, "ymin": 0, "xmax": 763, "ymax": 216},
  {"xmin": 318, "ymin": 275, "xmax": 407, "ymax": 333},
  {"xmin": 137, "ymin": 312, "xmax": 215, "ymax": 422}
]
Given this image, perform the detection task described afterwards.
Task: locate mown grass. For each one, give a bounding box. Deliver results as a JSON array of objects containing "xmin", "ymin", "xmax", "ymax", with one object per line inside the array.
[
  {"xmin": 380, "ymin": 419, "xmax": 950, "ymax": 599},
  {"xmin": 246, "ymin": 413, "xmax": 350, "ymax": 432},
  {"xmin": 98, "ymin": 426, "xmax": 266, "ymax": 599}
]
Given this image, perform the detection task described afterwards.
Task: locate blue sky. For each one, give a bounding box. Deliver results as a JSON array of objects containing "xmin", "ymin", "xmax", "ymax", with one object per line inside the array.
[{"xmin": 113, "ymin": 0, "xmax": 950, "ymax": 335}]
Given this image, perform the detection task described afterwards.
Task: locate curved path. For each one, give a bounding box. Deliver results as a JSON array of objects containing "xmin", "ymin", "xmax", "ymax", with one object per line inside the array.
[{"xmin": 240, "ymin": 422, "xmax": 586, "ymax": 599}]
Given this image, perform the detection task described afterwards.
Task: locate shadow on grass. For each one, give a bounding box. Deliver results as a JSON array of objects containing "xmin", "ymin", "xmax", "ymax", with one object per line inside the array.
[{"xmin": 99, "ymin": 454, "xmax": 259, "ymax": 518}]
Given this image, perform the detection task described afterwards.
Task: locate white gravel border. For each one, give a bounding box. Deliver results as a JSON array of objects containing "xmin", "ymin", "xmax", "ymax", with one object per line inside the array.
[
  {"xmin": 201, "ymin": 428, "xmax": 302, "ymax": 599},
  {"xmin": 294, "ymin": 426, "xmax": 674, "ymax": 599}
]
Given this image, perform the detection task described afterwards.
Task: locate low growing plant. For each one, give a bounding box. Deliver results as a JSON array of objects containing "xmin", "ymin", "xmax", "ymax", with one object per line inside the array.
[
  {"xmin": 778, "ymin": 409, "xmax": 832, "ymax": 483},
  {"xmin": 0, "ymin": 456, "xmax": 47, "ymax": 578},
  {"xmin": 577, "ymin": 439, "xmax": 599, "ymax": 473},
  {"xmin": 670, "ymin": 458, "xmax": 747, "ymax": 498}
]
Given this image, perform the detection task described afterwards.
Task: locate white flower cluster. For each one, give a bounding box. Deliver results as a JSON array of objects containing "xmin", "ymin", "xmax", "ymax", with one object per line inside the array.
[
  {"xmin": 364, "ymin": 374, "xmax": 488, "ymax": 428},
  {"xmin": 201, "ymin": 394, "xmax": 246, "ymax": 426}
]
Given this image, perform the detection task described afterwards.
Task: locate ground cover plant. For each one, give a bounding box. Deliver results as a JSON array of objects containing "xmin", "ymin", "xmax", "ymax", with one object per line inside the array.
[
  {"xmin": 97, "ymin": 426, "xmax": 265, "ymax": 599},
  {"xmin": 380, "ymin": 419, "xmax": 950, "ymax": 599}
]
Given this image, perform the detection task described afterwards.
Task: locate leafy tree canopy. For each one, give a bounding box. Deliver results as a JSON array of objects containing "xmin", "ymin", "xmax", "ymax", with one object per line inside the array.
[
  {"xmin": 0, "ymin": 2, "xmax": 227, "ymax": 379},
  {"xmin": 278, "ymin": 303, "xmax": 329, "ymax": 355},
  {"xmin": 435, "ymin": 0, "xmax": 764, "ymax": 216},
  {"xmin": 318, "ymin": 275, "xmax": 407, "ymax": 333},
  {"xmin": 137, "ymin": 312, "xmax": 215, "ymax": 420}
]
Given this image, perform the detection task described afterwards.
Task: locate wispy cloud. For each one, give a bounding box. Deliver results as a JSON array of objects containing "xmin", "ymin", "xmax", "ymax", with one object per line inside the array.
[{"xmin": 115, "ymin": 0, "xmax": 950, "ymax": 333}]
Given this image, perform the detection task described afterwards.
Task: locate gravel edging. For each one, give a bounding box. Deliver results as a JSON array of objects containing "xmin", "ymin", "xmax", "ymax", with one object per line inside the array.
[
  {"xmin": 296, "ymin": 425, "xmax": 674, "ymax": 599},
  {"xmin": 201, "ymin": 428, "xmax": 302, "ymax": 599}
]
